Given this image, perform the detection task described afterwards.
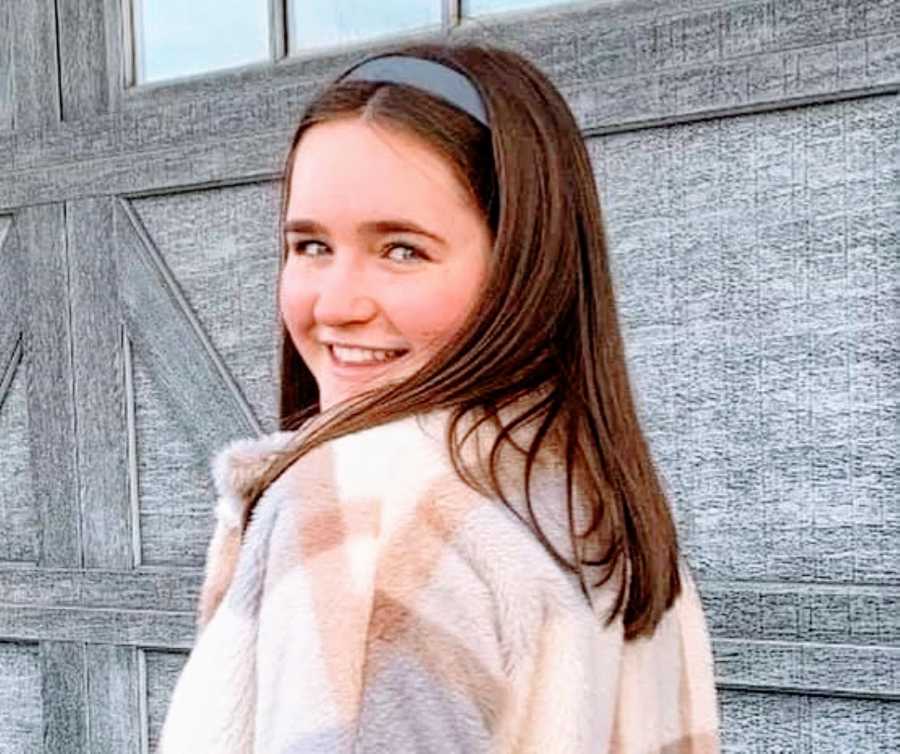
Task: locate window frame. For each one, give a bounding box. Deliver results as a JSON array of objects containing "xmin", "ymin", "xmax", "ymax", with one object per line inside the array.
[
  {"xmin": 123, "ymin": 0, "xmax": 462, "ymax": 88},
  {"xmin": 283, "ymin": 0, "xmax": 458, "ymax": 61}
]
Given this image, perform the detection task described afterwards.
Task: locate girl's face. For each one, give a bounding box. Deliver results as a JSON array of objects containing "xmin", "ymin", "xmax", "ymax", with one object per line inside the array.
[{"xmin": 280, "ymin": 117, "xmax": 492, "ymax": 410}]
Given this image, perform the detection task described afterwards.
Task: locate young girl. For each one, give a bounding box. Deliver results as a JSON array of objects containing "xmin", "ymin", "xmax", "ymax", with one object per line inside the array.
[{"xmin": 158, "ymin": 43, "xmax": 719, "ymax": 753}]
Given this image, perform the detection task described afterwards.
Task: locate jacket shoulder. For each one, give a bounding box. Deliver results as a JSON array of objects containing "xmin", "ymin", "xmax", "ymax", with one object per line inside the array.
[{"xmin": 209, "ymin": 430, "xmax": 296, "ymax": 527}]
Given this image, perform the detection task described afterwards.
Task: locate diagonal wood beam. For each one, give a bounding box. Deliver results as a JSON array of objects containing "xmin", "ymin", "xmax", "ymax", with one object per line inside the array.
[{"xmin": 115, "ymin": 197, "xmax": 261, "ymax": 452}]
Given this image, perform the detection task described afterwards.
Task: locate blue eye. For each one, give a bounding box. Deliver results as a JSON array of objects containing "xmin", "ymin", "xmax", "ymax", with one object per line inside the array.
[
  {"xmin": 385, "ymin": 244, "xmax": 426, "ymax": 263},
  {"xmin": 293, "ymin": 240, "xmax": 329, "ymax": 257}
]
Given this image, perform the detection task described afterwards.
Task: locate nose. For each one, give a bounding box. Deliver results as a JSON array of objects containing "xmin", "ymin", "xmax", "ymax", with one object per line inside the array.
[{"xmin": 312, "ymin": 252, "xmax": 378, "ymax": 326}]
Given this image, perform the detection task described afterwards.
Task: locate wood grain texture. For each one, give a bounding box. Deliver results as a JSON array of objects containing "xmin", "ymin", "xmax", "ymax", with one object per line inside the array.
[
  {"xmin": 131, "ymin": 345, "xmax": 226, "ymax": 567},
  {"xmin": 115, "ymin": 196, "xmax": 264, "ymax": 565},
  {"xmin": 18, "ymin": 204, "xmax": 81, "ymax": 567},
  {"xmin": 719, "ymin": 690, "xmax": 900, "ymax": 753},
  {"xmin": 714, "ymin": 638, "xmax": 899, "ymax": 699},
  {"xmin": 0, "ymin": 344, "xmax": 38, "ymax": 563},
  {"xmin": 0, "ymin": 565, "xmax": 201, "ymax": 613},
  {"xmin": 0, "ymin": 641, "xmax": 42, "ymax": 752},
  {"xmin": 10, "ymin": 0, "xmax": 60, "ymax": 130},
  {"xmin": 130, "ymin": 183, "xmax": 282, "ymax": 431},
  {"xmin": 57, "ymin": 0, "xmax": 109, "ymax": 121},
  {"xmin": 701, "ymin": 582, "xmax": 900, "ymax": 647},
  {"xmin": 0, "ymin": 129, "xmax": 293, "ymax": 214},
  {"xmin": 0, "ymin": 604, "xmax": 195, "ymax": 648},
  {"xmin": 589, "ymin": 94, "xmax": 899, "ymax": 589},
  {"xmin": 85, "ymin": 644, "xmax": 142, "ymax": 754},
  {"xmin": 0, "ymin": 1, "xmax": 12, "ymax": 132},
  {"xmin": 144, "ymin": 649, "xmax": 188, "ymax": 753},
  {"xmin": 0, "ymin": 216, "xmax": 39, "ymax": 565},
  {"xmin": 0, "ymin": 214, "xmax": 22, "ymax": 354},
  {"xmin": 455, "ymin": 0, "xmax": 900, "ymax": 132},
  {"xmin": 67, "ymin": 197, "xmax": 131, "ymax": 569},
  {"xmin": 1, "ymin": 0, "xmax": 899, "ymax": 208},
  {"xmin": 115, "ymin": 197, "xmax": 260, "ymax": 445},
  {"xmin": 101, "ymin": 0, "xmax": 126, "ymax": 112},
  {"xmin": 40, "ymin": 641, "xmax": 87, "ymax": 754}
]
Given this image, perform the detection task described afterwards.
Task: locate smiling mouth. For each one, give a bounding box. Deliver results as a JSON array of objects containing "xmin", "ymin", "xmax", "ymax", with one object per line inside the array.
[{"xmin": 327, "ymin": 344, "xmax": 409, "ymax": 366}]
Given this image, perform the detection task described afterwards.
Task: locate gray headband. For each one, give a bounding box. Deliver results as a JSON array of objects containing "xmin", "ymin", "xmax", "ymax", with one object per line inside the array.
[{"xmin": 339, "ymin": 55, "xmax": 490, "ymax": 128}]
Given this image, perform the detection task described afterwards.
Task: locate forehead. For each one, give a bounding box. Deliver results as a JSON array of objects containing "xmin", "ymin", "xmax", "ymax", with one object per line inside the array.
[{"xmin": 286, "ymin": 117, "xmax": 475, "ymax": 221}]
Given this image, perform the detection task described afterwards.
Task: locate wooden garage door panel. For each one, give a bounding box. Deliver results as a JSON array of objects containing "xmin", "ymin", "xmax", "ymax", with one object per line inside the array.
[
  {"xmin": 719, "ymin": 690, "xmax": 900, "ymax": 752},
  {"xmin": 0, "ymin": 1, "xmax": 11, "ymax": 133},
  {"xmin": 0, "ymin": 215, "xmax": 35, "ymax": 562},
  {"xmin": 116, "ymin": 197, "xmax": 259, "ymax": 447},
  {"xmin": 145, "ymin": 649, "xmax": 187, "ymax": 754},
  {"xmin": 588, "ymin": 94, "xmax": 900, "ymax": 589},
  {"xmin": 115, "ymin": 186, "xmax": 282, "ymax": 566},
  {"xmin": 0, "ymin": 352, "xmax": 38, "ymax": 563},
  {"xmin": 587, "ymin": 93, "xmax": 899, "ymax": 708},
  {"xmin": 129, "ymin": 183, "xmax": 282, "ymax": 432},
  {"xmin": 131, "ymin": 344, "xmax": 218, "ymax": 566},
  {"xmin": 0, "ymin": 642, "xmax": 42, "ymax": 752}
]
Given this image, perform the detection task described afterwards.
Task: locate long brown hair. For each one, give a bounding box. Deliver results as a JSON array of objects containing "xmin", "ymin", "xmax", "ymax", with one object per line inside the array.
[{"xmin": 252, "ymin": 42, "xmax": 680, "ymax": 640}]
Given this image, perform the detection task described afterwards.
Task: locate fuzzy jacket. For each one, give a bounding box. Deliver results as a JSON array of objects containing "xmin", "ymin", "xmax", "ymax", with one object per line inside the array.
[{"xmin": 157, "ymin": 410, "xmax": 720, "ymax": 754}]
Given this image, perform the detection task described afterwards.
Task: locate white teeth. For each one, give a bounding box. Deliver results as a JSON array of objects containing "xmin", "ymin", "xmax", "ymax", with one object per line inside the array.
[{"xmin": 330, "ymin": 345, "xmax": 405, "ymax": 364}]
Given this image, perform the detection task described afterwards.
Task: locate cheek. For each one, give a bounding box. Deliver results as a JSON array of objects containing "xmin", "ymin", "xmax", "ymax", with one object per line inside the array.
[
  {"xmin": 388, "ymin": 270, "xmax": 483, "ymax": 349},
  {"xmin": 278, "ymin": 262, "xmax": 315, "ymax": 341}
]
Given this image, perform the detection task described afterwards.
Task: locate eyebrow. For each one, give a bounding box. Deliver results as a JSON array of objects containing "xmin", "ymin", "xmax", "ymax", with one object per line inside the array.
[{"xmin": 283, "ymin": 218, "xmax": 447, "ymax": 246}]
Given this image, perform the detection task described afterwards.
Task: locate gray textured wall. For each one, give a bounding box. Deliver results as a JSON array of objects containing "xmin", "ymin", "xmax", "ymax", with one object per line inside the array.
[{"xmin": 0, "ymin": 0, "xmax": 897, "ymax": 752}]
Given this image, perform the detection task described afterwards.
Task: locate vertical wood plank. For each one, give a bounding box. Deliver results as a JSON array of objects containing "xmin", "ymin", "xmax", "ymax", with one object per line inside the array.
[
  {"xmin": 68, "ymin": 197, "xmax": 132, "ymax": 569},
  {"xmin": 86, "ymin": 644, "xmax": 142, "ymax": 754},
  {"xmin": 57, "ymin": 0, "xmax": 110, "ymax": 121},
  {"xmin": 0, "ymin": 216, "xmax": 39, "ymax": 563},
  {"xmin": 0, "ymin": 642, "xmax": 43, "ymax": 750},
  {"xmin": 0, "ymin": 216, "xmax": 24, "ymax": 380},
  {"xmin": 268, "ymin": 0, "xmax": 287, "ymax": 60},
  {"xmin": 40, "ymin": 641, "xmax": 88, "ymax": 753},
  {"xmin": 0, "ymin": 1, "xmax": 13, "ymax": 131},
  {"xmin": 11, "ymin": 0, "xmax": 61, "ymax": 129},
  {"xmin": 18, "ymin": 203, "xmax": 81, "ymax": 567},
  {"xmin": 102, "ymin": 0, "xmax": 126, "ymax": 110}
]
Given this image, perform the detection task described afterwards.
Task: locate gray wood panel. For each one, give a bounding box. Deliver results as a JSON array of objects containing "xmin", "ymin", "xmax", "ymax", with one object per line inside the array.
[
  {"xmin": 0, "ymin": 214, "xmax": 38, "ymax": 565},
  {"xmin": 100, "ymin": 0, "xmax": 126, "ymax": 113},
  {"xmin": 115, "ymin": 196, "xmax": 263, "ymax": 566},
  {"xmin": 10, "ymin": 0, "xmax": 60, "ymax": 131},
  {"xmin": 0, "ymin": 566, "xmax": 201, "ymax": 613},
  {"xmin": 714, "ymin": 638, "xmax": 899, "ymax": 698},
  {"xmin": 590, "ymin": 93, "xmax": 900, "ymax": 587},
  {"xmin": 0, "ymin": 215, "xmax": 22, "ymax": 356},
  {"xmin": 56, "ymin": 0, "xmax": 110, "ymax": 121},
  {"xmin": 131, "ymin": 343, "xmax": 221, "ymax": 566},
  {"xmin": 0, "ymin": 605, "xmax": 194, "ymax": 648},
  {"xmin": 0, "ymin": 131, "xmax": 293, "ymax": 214},
  {"xmin": 0, "ymin": 642, "xmax": 42, "ymax": 752},
  {"xmin": 85, "ymin": 644, "xmax": 142, "ymax": 754},
  {"xmin": 0, "ymin": 1, "xmax": 12, "ymax": 133},
  {"xmin": 2, "ymin": 0, "xmax": 899, "ymax": 209},
  {"xmin": 719, "ymin": 690, "xmax": 900, "ymax": 753},
  {"xmin": 144, "ymin": 650, "xmax": 189, "ymax": 753},
  {"xmin": 39, "ymin": 641, "xmax": 86, "ymax": 754},
  {"xmin": 67, "ymin": 197, "xmax": 132, "ymax": 569},
  {"xmin": 130, "ymin": 183, "xmax": 282, "ymax": 430},
  {"xmin": 18, "ymin": 204, "xmax": 81, "ymax": 568},
  {"xmin": 585, "ymin": 81, "xmax": 899, "ymax": 748},
  {"xmin": 0, "ymin": 343, "xmax": 37, "ymax": 564},
  {"xmin": 115, "ymin": 197, "xmax": 260, "ymax": 446},
  {"xmin": 701, "ymin": 583, "xmax": 900, "ymax": 646}
]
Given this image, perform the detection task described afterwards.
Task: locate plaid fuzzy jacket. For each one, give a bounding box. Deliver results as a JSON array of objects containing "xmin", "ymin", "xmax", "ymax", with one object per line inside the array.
[{"xmin": 157, "ymin": 410, "xmax": 720, "ymax": 753}]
